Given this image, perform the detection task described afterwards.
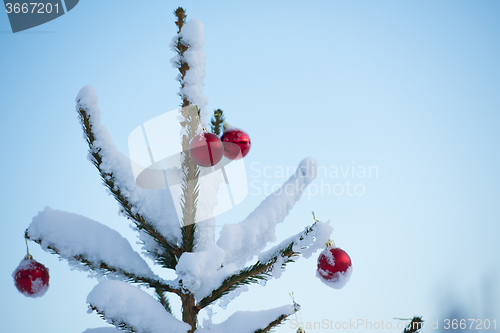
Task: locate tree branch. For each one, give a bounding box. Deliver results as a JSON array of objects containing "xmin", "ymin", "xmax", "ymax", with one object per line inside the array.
[
  {"xmin": 197, "ymin": 222, "xmax": 318, "ymax": 309},
  {"xmin": 77, "ymin": 108, "xmax": 181, "ymax": 269},
  {"xmin": 173, "ymin": 8, "xmax": 199, "ymax": 333},
  {"xmin": 253, "ymin": 313, "xmax": 294, "ymax": 333},
  {"xmin": 210, "ymin": 109, "xmax": 225, "ymax": 135},
  {"xmin": 156, "ymin": 288, "xmax": 173, "ymax": 314},
  {"xmin": 26, "ymin": 233, "xmax": 180, "ymax": 296},
  {"xmin": 89, "ymin": 304, "xmax": 137, "ymax": 333}
]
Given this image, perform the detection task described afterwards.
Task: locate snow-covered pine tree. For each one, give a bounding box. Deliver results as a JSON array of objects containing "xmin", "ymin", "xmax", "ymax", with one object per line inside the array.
[{"xmin": 22, "ymin": 7, "xmax": 424, "ymax": 333}]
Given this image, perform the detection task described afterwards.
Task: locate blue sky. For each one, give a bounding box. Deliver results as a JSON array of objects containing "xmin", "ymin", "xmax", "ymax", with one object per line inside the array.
[{"xmin": 1, "ymin": 1, "xmax": 499, "ymax": 332}]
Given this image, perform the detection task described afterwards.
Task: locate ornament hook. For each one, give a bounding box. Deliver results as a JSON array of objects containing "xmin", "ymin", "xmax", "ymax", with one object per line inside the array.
[
  {"xmin": 289, "ymin": 292, "xmax": 305, "ymax": 332},
  {"xmin": 24, "ymin": 236, "xmax": 33, "ymax": 260},
  {"xmin": 312, "ymin": 211, "xmax": 318, "ymax": 222},
  {"xmin": 326, "ymin": 239, "xmax": 335, "ymax": 248}
]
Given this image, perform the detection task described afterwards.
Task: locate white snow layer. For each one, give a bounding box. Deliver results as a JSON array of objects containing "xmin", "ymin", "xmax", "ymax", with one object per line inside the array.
[
  {"xmin": 195, "ymin": 305, "xmax": 295, "ymax": 333},
  {"xmin": 28, "ymin": 207, "xmax": 155, "ymax": 279},
  {"xmin": 177, "ymin": 188, "xmax": 236, "ymax": 299},
  {"xmin": 176, "ymin": 158, "xmax": 326, "ymax": 301},
  {"xmin": 176, "ymin": 244, "xmax": 238, "ymax": 300},
  {"xmin": 82, "ymin": 328, "xmax": 121, "ymax": 333},
  {"xmin": 191, "ymin": 221, "xmax": 331, "ymax": 305},
  {"xmin": 74, "ymin": 86, "xmax": 327, "ymax": 302},
  {"xmin": 76, "ymin": 85, "xmax": 182, "ymax": 247},
  {"xmin": 259, "ymin": 220, "xmax": 333, "ymax": 263},
  {"xmin": 170, "ymin": 18, "xmax": 208, "ymax": 125},
  {"xmin": 217, "ymin": 158, "xmax": 319, "ymax": 267},
  {"xmin": 87, "ymin": 280, "xmax": 190, "ymax": 333},
  {"xmin": 316, "ymin": 265, "xmax": 353, "ymax": 289}
]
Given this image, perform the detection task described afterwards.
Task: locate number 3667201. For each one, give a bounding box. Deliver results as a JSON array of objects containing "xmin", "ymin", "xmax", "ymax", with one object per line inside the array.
[
  {"xmin": 444, "ymin": 319, "xmax": 497, "ymax": 330},
  {"xmin": 5, "ymin": 3, "xmax": 60, "ymax": 14}
]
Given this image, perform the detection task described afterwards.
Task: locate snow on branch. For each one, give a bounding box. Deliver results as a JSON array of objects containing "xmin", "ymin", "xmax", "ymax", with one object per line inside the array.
[
  {"xmin": 259, "ymin": 219, "xmax": 333, "ymax": 263},
  {"xmin": 170, "ymin": 18, "xmax": 208, "ymax": 124},
  {"xmin": 27, "ymin": 207, "xmax": 156, "ymax": 280},
  {"xmin": 88, "ymin": 280, "xmax": 191, "ymax": 333},
  {"xmin": 197, "ymin": 220, "xmax": 331, "ymax": 309},
  {"xmin": 217, "ymin": 158, "xmax": 319, "ymax": 267},
  {"xmin": 76, "ymin": 85, "xmax": 181, "ymax": 268},
  {"xmin": 176, "ymin": 244, "xmax": 238, "ymax": 301},
  {"xmin": 195, "ymin": 304, "xmax": 296, "ymax": 333}
]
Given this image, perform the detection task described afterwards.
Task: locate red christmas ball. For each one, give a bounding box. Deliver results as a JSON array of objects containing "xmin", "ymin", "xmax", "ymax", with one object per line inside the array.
[
  {"xmin": 221, "ymin": 128, "xmax": 251, "ymax": 160},
  {"xmin": 317, "ymin": 242, "xmax": 352, "ymax": 289},
  {"xmin": 189, "ymin": 132, "xmax": 224, "ymax": 167},
  {"xmin": 13, "ymin": 258, "xmax": 50, "ymax": 298}
]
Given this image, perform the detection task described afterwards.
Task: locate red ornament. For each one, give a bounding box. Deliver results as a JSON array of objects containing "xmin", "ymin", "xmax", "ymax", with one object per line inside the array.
[
  {"xmin": 316, "ymin": 240, "xmax": 352, "ymax": 289},
  {"xmin": 221, "ymin": 128, "xmax": 251, "ymax": 160},
  {"xmin": 189, "ymin": 132, "xmax": 224, "ymax": 167},
  {"xmin": 13, "ymin": 257, "xmax": 50, "ymax": 298}
]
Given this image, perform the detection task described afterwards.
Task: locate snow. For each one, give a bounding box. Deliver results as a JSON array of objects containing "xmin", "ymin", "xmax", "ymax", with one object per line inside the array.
[
  {"xmin": 28, "ymin": 207, "xmax": 156, "ymax": 279},
  {"xmin": 87, "ymin": 280, "xmax": 190, "ymax": 333},
  {"xmin": 173, "ymin": 158, "xmax": 328, "ymax": 302},
  {"xmin": 258, "ymin": 220, "xmax": 333, "ymax": 284},
  {"xmin": 293, "ymin": 221, "xmax": 333, "ymax": 258},
  {"xmin": 174, "ymin": 158, "xmax": 327, "ymax": 301},
  {"xmin": 76, "ymin": 85, "xmax": 98, "ymax": 111},
  {"xmin": 175, "ymin": 244, "xmax": 225, "ymax": 292},
  {"xmin": 12, "ymin": 259, "xmax": 49, "ymax": 298},
  {"xmin": 217, "ymin": 157, "xmax": 319, "ymax": 267},
  {"xmin": 259, "ymin": 220, "xmax": 332, "ymax": 263},
  {"xmin": 174, "ymin": 169, "xmax": 238, "ymax": 298},
  {"xmin": 217, "ymin": 285, "xmax": 249, "ymax": 310},
  {"xmin": 195, "ymin": 305, "xmax": 295, "ymax": 333},
  {"xmin": 193, "ymin": 263, "xmax": 239, "ymax": 301},
  {"xmin": 196, "ymin": 221, "xmax": 333, "ymax": 308},
  {"xmin": 76, "ymin": 85, "xmax": 182, "ymax": 247},
  {"xmin": 271, "ymin": 256, "xmax": 285, "ymax": 279},
  {"xmin": 138, "ymin": 229, "xmax": 168, "ymax": 262},
  {"xmin": 176, "ymin": 242, "xmax": 239, "ymax": 300},
  {"xmin": 170, "ymin": 18, "xmax": 208, "ymax": 126},
  {"xmin": 72, "ymin": 91, "xmax": 331, "ymax": 306},
  {"xmin": 316, "ymin": 265, "xmax": 353, "ymax": 289},
  {"xmin": 190, "ymin": 165, "xmax": 224, "ymax": 227}
]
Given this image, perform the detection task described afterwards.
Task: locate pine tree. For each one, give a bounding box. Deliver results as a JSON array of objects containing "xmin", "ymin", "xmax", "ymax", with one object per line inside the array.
[{"xmin": 22, "ymin": 7, "xmax": 421, "ymax": 333}]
